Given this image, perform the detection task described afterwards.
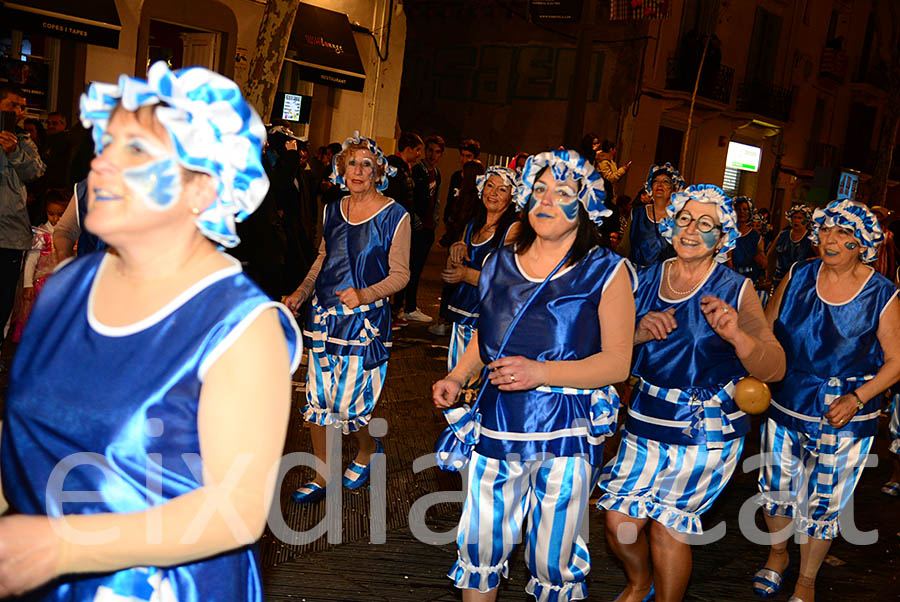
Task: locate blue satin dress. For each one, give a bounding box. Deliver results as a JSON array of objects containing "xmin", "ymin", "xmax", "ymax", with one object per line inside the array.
[
  {"xmin": 444, "ymin": 222, "xmax": 505, "ymax": 329},
  {"xmin": 624, "ymin": 260, "xmax": 751, "ymax": 445},
  {"xmin": 302, "ymin": 199, "xmax": 408, "ymax": 371},
  {"xmin": 733, "ymin": 229, "xmax": 762, "ymax": 282},
  {"xmin": 475, "ymin": 245, "xmax": 628, "ymax": 465},
  {"xmin": 769, "ymin": 259, "xmax": 897, "ymax": 437},
  {"xmin": 596, "ymin": 260, "xmax": 752, "ymax": 534},
  {"xmin": 1, "ymin": 252, "xmax": 301, "ymax": 601},
  {"xmin": 628, "ymin": 205, "xmax": 674, "ymax": 269},
  {"xmin": 772, "ymin": 229, "xmax": 815, "ymax": 285}
]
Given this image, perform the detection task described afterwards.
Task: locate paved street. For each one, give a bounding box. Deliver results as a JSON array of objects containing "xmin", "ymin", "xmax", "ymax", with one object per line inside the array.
[{"xmin": 263, "ymin": 245, "xmax": 900, "ymax": 602}]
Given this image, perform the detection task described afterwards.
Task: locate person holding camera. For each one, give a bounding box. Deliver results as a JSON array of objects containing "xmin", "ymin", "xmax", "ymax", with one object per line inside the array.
[{"xmin": 0, "ymin": 83, "xmax": 45, "ymax": 354}]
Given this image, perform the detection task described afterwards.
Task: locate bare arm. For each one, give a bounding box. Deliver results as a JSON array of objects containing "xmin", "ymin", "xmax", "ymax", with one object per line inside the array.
[
  {"xmin": 543, "ymin": 267, "xmax": 635, "ymax": 387},
  {"xmin": 0, "ymin": 309, "xmax": 292, "ymax": 595},
  {"xmin": 854, "ymin": 295, "xmax": 900, "ymax": 404}
]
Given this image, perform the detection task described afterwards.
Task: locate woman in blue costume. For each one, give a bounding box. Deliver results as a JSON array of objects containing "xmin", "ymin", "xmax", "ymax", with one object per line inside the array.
[
  {"xmin": 626, "ymin": 162, "xmax": 686, "ymax": 269},
  {"xmin": 767, "ymin": 203, "xmax": 815, "ymax": 289},
  {"xmin": 0, "ymin": 62, "xmax": 301, "ymax": 600},
  {"xmin": 433, "ymin": 150, "xmax": 635, "ymax": 602},
  {"xmin": 285, "ymin": 133, "xmax": 410, "ymax": 502},
  {"xmin": 441, "ymin": 166, "xmax": 520, "ymax": 371},
  {"xmin": 754, "ymin": 200, "xmax": 900, "ymax": 602},
  {"xmin": 731, "ymin": 197, "xmax": 770, "ymax": 306},
  {"xmin": 597, "ymin": 185, "xmax": 785, "ymax": 602}
]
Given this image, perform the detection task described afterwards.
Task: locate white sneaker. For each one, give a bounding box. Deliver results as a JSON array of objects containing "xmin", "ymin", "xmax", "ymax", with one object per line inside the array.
[
  {"xmin": 428, "ymin": 323, "xmax": 449, "ymax": 336},
  {"xmin": 404, "ymin": 308, "xmax": 433, "ymax": 323}
]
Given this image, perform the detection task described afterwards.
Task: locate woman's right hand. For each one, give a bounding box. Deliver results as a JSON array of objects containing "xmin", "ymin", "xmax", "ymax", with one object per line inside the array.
[
  {"xmin": 284, "ymin": 290, "xmax": 305, "ymax": 314},
  {"xmin": 449, "ymin": 241, "xmax": 468, "ymax": 266},
  {"xmin": 635, "ymin": 308, "xmax": 677, "ymax": 343},
  {"xmin": 0, "ymin": 515, "xmax": 61, "ymax": 597},
  {"xmin": 433, "ymin": 378, "xmax": 463, "ymax": 408}
]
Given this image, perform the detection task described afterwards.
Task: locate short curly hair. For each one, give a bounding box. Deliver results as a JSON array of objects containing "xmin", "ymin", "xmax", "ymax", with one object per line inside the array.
[{"xmin": 334, "ymin": 140, "xmax": 388, "ymax": 185}]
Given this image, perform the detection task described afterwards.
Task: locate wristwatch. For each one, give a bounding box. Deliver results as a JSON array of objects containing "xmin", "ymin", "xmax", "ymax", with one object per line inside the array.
[{"xmin": 850, "ymin": 391, "xmax": 864, "ymax": 411}]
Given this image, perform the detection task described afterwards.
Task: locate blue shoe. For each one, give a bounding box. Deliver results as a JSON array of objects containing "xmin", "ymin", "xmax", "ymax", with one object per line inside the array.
[
  {"xmin": 342, "ymin": 439, "xmax": 383, "ymax": 490},
  {"xmin": 291, "ymin": 482, "xmax": 326, "ymax": 504},
  {"xmin": 613, "ymin": 583, "xmax": 654, "ymax": 602},
  {"xmin": 753, "ymin": 558, "xmax": 790, "ymax": 598}
]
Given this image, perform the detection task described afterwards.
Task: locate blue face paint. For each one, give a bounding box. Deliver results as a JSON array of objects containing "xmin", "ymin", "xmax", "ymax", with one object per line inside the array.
[
  {"xmin": 122, "ymin": 156, "xmax": 183, "ymax": 211},
  {"xmin": 672, "ymin": 221, "xmax": 719, "ymax": 248},
  {"xmin": 844, "ymin": 241, "xmax": 859, "ymax": 250},
  {"xmin": 700, "ymin": 229, "xmax": 719, "ymax": 249}
]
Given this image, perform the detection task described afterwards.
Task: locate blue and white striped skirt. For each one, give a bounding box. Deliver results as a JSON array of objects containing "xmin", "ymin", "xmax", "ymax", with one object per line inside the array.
[
  {"xmin": 449, "ymin": 451, "xmax": 595, "ymax": 602},
  {"xmin": 890, "ymin": 394, "xmax": 900, "ymax": 456},
  {"xmin": 448, "ymin": 322, "xmax": 476, "ymax": 373},
  {"xmin": 303, "ymin": 349, "xmax": 387, "ymax": 434},
  {"xmin": 757, "ymin": 418, "xmax": 873, "ymax": 539},
  {"xmin": 596, "ymin": 431, "xmax": 744, "ymax": 535}
]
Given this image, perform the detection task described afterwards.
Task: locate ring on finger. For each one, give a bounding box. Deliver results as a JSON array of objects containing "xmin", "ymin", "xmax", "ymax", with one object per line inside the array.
[
  {"xmin": 722, "ymin": 307, "xmax": 729, "ymax": 314},
  {"xmin": 510, "ymin": 374, "xmax": 517, "ymax": 383}
]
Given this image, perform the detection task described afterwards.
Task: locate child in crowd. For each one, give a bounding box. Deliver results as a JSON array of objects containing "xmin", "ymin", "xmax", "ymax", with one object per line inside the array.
[{"xmin": 10, "ymin": 190, "xmax": 67, "ymax": 342}]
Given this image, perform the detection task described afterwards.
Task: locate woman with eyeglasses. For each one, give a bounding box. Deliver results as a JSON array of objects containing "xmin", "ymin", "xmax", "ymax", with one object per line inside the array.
[
  {"xmin": 753, "ymin": 200, "xmax": 900, "ymax": 602},
  {"xmin": 597, "ymin": 184, "xmax": 785, "ymax": 602},
  {"xmin": 624, "ymin": 163, "xmax": 686, "ymax": 269}
]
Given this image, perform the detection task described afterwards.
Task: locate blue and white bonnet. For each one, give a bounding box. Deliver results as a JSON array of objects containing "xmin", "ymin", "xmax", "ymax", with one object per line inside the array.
[
  {"xmin": 785, "ymin": 203, "xmax": 813, "ymax": 223},
  {"xmin": 810, "ymin": 199, "xmax": 884, "ymax": 263},
  {"xmin": 659, "ymin": 184, "xmax": 739, "ymax": 263},
  {"xmin": 476, "ymin": 166, "xmax": 519, "ymax": 199},
  {"xmin": 645, "ymin": 162, "xmax": 687, "ymax": 196},
  {"xmin": 329, "ymin": 131, "xmax": 396, "ymax": 192},
  {"xmin": 80, "ymin": 61, "xmax": 269, "ymax": 248},
  {"xmin": 515, "ymin": 150, "xmax": 611, "ymax": 226}
]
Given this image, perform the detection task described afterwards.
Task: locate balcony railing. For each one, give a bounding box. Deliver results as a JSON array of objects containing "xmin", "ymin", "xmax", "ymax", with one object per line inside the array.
[
  {"xmin": 665, "ymin": 54, "xmax": 734, "ymax": 105},
  {"xmin": 819, "ymin": 48, "xmax": 848, "ymax": 81},
  {"xmin": 806, "ymin": 141, "xmax": 838, "ymax": 169},
  {"xmin": 736, "ymin": 82, "xmax": 793, "ymax": 122}
]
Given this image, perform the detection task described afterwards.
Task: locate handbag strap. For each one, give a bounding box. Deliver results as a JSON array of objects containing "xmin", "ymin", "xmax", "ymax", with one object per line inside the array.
[{"xmin": 468, "ymin": 249, "xmax": 572, "ymax": 407}]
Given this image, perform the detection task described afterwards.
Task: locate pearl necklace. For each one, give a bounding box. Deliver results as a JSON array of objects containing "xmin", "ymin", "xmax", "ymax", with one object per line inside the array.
[{"xmin": 665, "ymin": 260, "xmax": 716, "ymax": 296}]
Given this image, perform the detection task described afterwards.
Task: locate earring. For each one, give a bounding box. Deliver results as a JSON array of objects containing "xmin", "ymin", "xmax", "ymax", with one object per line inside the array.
[{"xmin": 191, "ymin": 207, "xmax": 200, "ymax": 215}]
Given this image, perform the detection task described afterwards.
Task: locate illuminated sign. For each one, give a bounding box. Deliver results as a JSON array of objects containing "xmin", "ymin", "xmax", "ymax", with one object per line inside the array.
[{"xmin": 725, "ymin": 141, "xmax": 762, "ymax": 172}]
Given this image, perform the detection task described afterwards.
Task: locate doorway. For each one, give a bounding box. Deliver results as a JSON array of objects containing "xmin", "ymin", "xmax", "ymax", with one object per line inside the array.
[{"xmin": 148, "ymin": 20, "xmax": 221, "ymax": 72}]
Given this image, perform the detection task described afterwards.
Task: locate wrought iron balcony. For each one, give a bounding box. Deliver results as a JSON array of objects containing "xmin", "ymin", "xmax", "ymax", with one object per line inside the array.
[
  {"xmin": 819, "ymin": 48, "xmax": 847, "ymax": 81},
  {"xmin": 736, "ymin": 82, "xmax": 793, "ymax": 122},
  {"xmin": 665, "ymin": 54, "xmax": 734, "ymax": 105}
]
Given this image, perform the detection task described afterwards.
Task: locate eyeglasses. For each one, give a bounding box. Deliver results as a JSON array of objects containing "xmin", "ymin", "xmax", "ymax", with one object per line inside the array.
[{"xmin": 674, "ymin": 211, "xmax": 721, "ymax": 233}]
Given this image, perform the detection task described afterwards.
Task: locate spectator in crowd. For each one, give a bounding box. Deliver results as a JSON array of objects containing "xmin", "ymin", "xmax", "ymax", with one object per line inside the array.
[
  {"xmin": 399, "ymin": 134, "xmax": 445, "ymax": 324},
  {"xmin": 0, "ymin": 83, "xmax": 45, "ymax": 354},
  {"xmin": 39, "ymin": 110, "xmax": 72, "ymax": 191},
  {"xmin": 595, "ymin": 139, "xmax": 631, "ymax": 201},
  {"xmin": 442, "ymin": 138, "xmax": 481, "ymax": 246},
  {"xmin": 9, "ymin": 188, "xmax": 67, "ymax": 341}
]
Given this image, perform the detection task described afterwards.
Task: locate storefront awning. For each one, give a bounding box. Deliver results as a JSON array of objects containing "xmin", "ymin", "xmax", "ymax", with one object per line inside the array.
[
  {"xmin": 1, "ymin": 0, "xmax": 122, "ymax": 49},
  {"xmin": 285, "ymin": 3, "xmax": 366, "ymax": 92}
]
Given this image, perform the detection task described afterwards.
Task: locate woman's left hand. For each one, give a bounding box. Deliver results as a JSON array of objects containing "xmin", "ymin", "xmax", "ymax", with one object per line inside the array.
[
  {"xmin": 487, "ymin": 356, "xmax": 548, "ymax": 391},
  {"xmin": 700, "ymin": 295, "xmax": 741, "ymax": 344},
  {"xmin": 0, "ymin": 515, "xmax": 61, "ymax": 597},
  {"xmin": 824, "ymin": 394, "xmax": 859, "ymax": 428},
  {"xmin": 441, "ymin": 265, "xmax": 466, "ymax": 284},
  {"xmin": 335, "ymin": 287, "xmax": 362, "ymax": 309}
]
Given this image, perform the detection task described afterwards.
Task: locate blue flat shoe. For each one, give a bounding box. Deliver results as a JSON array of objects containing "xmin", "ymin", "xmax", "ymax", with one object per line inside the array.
[
  {"xmin": 342, "ymin": 438, "xmax": 384, "ymax": 490},
  {"xmin": 613, "ymin": 583, "xmax": 654, "ymax": 602},
  {"xmin": 291, "ymin": 482, "xmax": 326, "ymax": 504},
  {"xmin": 753, "ymin": 559, "xmax": 790, "ymax": 598}
]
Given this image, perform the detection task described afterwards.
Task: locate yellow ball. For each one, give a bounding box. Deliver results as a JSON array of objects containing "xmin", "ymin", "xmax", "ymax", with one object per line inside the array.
[{"xmin": 734, "ymin": 376, "xmax": 771, "ymax": 415}]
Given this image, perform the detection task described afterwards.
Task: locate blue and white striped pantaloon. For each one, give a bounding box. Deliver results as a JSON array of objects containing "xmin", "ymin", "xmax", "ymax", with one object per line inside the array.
[
  {"xmin": 448, "ymin": 322, "xmax": 475, "ymax": 373},
  {"xmin": 304, "ymin": 350, "xmax": 387, "ymax": 434},
  {"xmin": 596, "ymin": 431, "xmax": 744, "ymax": 535},
  {"xmin": 450, "ymin": 451, "xmax": 595, "ymax": 602},
  {"xmin": 890, "ymin": 393, "xmax": 900, "ymax": 456},
  {"xmin": 757, "ymin": 418, "xmax": 872, "ymax": 539}
]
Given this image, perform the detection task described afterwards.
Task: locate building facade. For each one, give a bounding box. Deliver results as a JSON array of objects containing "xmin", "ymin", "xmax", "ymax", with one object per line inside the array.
[{"xmin": 1, "ymin": 0, "xmax": 407, "ymax": 149}]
